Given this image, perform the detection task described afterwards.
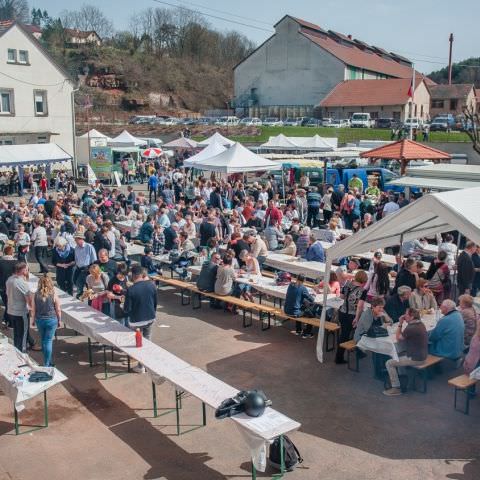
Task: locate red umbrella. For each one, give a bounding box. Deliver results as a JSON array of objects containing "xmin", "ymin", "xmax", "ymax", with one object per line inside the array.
[{"xmin": 141, "ymin": 147, "xmax": 163, "ymax": 158}]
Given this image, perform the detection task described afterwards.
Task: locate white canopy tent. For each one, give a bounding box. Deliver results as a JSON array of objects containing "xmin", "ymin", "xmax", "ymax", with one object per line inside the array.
[
  {"xmin": 316, "ymin": 187, "xmax": 480, "ymax": 362},
  {"xmin": 187, "ymin": 142, "xmax": 281, "ymax": 173},
  {"xmin": 108, "ymin": 130, "xmax": 147, "ymax": 147},
  {"xmin": 163, "ymin": 137, "xmax": 199, "ymax": 149},
  {"xmin": 291, "ymin": 135, "xmax": 338, "ymax": 150},
  {"xmin": 79, "ymin": 129, "xmax": 111, "ymax": 140},
  {"xmin": 0, "ymin": 143, "xmax": 72, "ymax": 167},
  {"xmin": 260, "ymin": 134, "xmax": 299, "ymax": 150},
  {"xmin": 198, "ymin": 132, "xmax": 235, "ymax": 147},
  {"xmin": 183, "ymin": 139, "xmax": 227, "ymax": 167}
]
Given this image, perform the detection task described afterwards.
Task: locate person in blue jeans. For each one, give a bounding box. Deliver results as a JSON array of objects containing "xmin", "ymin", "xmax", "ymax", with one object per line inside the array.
[{"xmin": 30, "ymin": 275, "xmax": 62, "ymax": 367}]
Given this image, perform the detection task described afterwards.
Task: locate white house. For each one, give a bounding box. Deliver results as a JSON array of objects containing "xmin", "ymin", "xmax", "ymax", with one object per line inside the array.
[
  {"xmin": 64, "ymin": 28, "xmax": 102, "ymax": 47},
  {"xmin": 0, "ymin": 21, "xmax": 76, "ymax": 156}
]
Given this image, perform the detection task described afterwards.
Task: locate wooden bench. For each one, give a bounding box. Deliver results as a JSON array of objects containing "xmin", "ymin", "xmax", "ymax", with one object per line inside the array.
[
  {"xmin": 448, "ymin": 374, "xmax": 477, "ymax": 415},
  {"xmin": 409, "ymin": 355, "xmax": 444, "ymax": 393},
  {"xmin": 339, "ymin": 340, "xmax": 358, "ymax": 372}
]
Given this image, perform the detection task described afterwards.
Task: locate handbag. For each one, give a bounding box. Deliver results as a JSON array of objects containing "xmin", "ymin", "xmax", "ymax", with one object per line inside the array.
[{"xmin": 366, "ymin": 324, "xmax": 389, "ymax": 338}]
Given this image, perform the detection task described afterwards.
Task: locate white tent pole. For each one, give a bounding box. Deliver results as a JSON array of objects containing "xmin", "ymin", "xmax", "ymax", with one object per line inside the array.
[{"xmin": 316, "ymin": 260, "xmax": 332, "ymax": 362}]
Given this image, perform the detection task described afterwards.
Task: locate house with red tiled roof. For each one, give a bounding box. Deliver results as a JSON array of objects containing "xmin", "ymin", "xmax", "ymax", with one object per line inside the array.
[
  {"xmin": 319, "ymin": 78, "xmax": 431, "ymax": 122},
  {"xmin": 428, "ymin": 84, "xmax": 476, "ymax": 117},
  {"xmin": 64, "ymin": 28, "xmax": 102, "ymax": 47},
  {"xmin": 233, "ymin": 15, "xmax": 431, "ymax": 118}
]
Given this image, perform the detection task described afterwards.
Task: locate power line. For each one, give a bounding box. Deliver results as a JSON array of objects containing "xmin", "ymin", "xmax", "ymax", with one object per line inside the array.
[
  {"xmin": 173, "ymin": 0, "xmax": 272, "ymax": 27},
  {"xmin": 151, "ymin": 0, "xmax": 273, "ymax": 33},
  {"xmin": 0, "ymin": 70, "xmax": 67, "ymax": 87}
]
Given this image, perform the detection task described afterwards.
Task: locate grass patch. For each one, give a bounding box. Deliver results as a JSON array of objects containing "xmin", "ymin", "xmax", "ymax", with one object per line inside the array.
[{"xmin": 198, "ymin": 126, "xmax": 471, "ymax": 145}]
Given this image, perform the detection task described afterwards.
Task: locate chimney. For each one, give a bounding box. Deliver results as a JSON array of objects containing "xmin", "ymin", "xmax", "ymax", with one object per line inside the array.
[{"xmin": 448, "ymin": 33, "xmax": 454, "ymax": 85}]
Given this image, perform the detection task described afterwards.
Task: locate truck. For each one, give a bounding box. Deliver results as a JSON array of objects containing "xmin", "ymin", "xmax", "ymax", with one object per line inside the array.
[{"xmin": 350, "ymin": 113, "xmax": 375, "ymax": 128}]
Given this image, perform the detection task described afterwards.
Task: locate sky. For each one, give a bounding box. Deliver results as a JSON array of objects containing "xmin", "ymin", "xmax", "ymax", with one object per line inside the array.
[{"xmin": 36, "ymin": 0, "xmax": 480, "ymax": 74}]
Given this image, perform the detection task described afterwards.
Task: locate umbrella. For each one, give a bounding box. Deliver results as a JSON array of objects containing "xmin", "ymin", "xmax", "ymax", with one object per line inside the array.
[{"xmin": 142, "ymin": 148, "xmax": 163, "ymax": 158}]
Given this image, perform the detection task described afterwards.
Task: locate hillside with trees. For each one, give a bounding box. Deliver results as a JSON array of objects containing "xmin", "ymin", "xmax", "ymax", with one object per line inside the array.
[
  {"xmin": 428, "ymin": 58, "xmax": 480, "ymax": 87},
  {"xmin": 0, "ymin": 1, "xmax": 255, "ymax": 116}
]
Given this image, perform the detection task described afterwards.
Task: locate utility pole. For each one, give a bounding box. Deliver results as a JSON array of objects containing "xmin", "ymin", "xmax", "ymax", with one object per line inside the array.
[{"xmin": 448, "ymin": 33, "xmax": 454, "ymax": 85}]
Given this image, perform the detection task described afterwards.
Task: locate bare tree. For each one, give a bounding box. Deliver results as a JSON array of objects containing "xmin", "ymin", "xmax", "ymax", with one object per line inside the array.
[
  {"xmin": 463, "ymin": 105, "xmax": 480, "ymax": 155},
  {"xmin": 0, "ymin": 0, "xmax": 29, "ymax": 21},
  {"xmin": 61, "ymin": 4, "xmax": 113, "ymax": 39}
]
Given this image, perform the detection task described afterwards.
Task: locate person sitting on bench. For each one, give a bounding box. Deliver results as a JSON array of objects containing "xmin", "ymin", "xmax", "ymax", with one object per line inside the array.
[
  {"xmin": 284, "ymin": 274, "xmax": 316, "ymax": 339},
  {"xmin": 383, "ymin": 308, "xmax": 428, "ymax": 396}
]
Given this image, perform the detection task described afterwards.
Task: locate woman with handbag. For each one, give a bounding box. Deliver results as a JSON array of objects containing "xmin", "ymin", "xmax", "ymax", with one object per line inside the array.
[
  {"xmin": 426, "ymin": 250, "xmax": 451, "ymax": 304},
  {"xmin": 30, "ymin": 275, "xmax": 61, "ymax": 366}
]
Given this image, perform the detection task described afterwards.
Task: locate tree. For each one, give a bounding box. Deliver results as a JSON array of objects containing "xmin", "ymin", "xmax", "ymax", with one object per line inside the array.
[
  {"xmin": 0, "ymin": 0, "xmax": 29, "ymax": 21},
  {"xmin": 61, "ymin": 4, "xmax": 113, "ymax": 39},
  {"xmin": 31, "ymin": 7, "xmax": 50, "ymax": 27},
  {"xmin": 463, "ymin": 105, "xmax": 480, "ymax": 155}
]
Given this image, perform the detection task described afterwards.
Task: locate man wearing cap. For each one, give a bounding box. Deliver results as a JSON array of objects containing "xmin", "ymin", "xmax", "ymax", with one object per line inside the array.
[{"xmin": 73, "ymin": 232, "xmax": 97, "ymax": 298}]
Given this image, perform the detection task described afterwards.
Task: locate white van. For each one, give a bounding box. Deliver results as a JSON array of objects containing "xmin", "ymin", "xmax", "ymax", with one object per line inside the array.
[
  {"xmin": 351, "ymin": 113, "xmax": 375, "ymax": 128},
  {"xmin": 215, "ymin": 116, "xmax": 240, "ymax": 126}
]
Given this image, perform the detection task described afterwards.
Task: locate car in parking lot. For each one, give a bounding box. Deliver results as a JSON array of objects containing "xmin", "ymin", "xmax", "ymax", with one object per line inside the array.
[
  {"xmin": 403, "ymin": 117, "xmax": 423, "ymax": 130},
  {"xmin": 239, "ymin": 117, "xmax": 262, "ymax": 126},
  {"xmin": 430, "ymin": 114, "xmax": 455, "ymax": 131},
  {"xmin": 262, "ymin": 117, "xmax": 283, "ymax": 127},
  {"xmin": 375, "ymin": 118, "xmax": 395, "ymax": 129},
  {"xmin": 330, "ymin": 119, "xmax": 350, "ymax": 128},
  {"xmin": 321, "ymin": 118, "xmax": 334, "ymax": 127},
  {"xmin": 305, "ymin": 118, "xmax": 320, "ymax": 127},
  {"xmin": 283, "ymin": 117, "xmax": 301, "ymax": 126}
]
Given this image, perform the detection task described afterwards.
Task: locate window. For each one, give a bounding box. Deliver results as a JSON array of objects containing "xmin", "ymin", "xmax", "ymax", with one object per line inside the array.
[
  {"xmin": 370, "ymin": 111, "xmax": 379, "ymax": 119},
  {"xmin": 392, "ymin": 112, "xmax": 401, "ymax": 120},
  {"xmin": 34, "ymin": 90, "xmax": 47, "ymax": 116},
  {"xmin": 7, "ymin": 49, "xmax": 16, "ymax": 63},
  {"xmin": 0, "ymin": 89, "xmax": 14, "ymax": 114},
  {"xmin": 431, "ymin": 99, "xmax": 444, "ymax": 109},
  {"xmin": 0, "ymin": 138, "xmax": 14, "ymax": 145},
  {"xmin": 18, "ymin": 50, "xmax": 29, "ymax": 64},
  {"xmin": 37, "ymin": 136, "xmax": 48, "ymax": 144},
  {"xmin": 450, "ymin": 99, "xmax": 458, "ymax": 110}
]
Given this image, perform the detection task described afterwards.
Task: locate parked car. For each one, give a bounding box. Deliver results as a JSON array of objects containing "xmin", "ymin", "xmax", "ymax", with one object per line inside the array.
[
  {"xmin": 240, "ymin": 117, "xmax": 262, "ymax": 126},
  {"xmin": 321, "ymin": 118, "xmax": 334, "ymax": 127},
  {"xmin": 430, "ymin": 114, "xmax": 455, "ymax": 131},
  {"xmin": 350, "ymin": 112, "xmax": 375, "ymax": 128},
  {"xmin": 162, "ymin": 117, "xmax": 181, "ymax": 126},
  {"xmin": 215, "ymin": 116, "xmax": 240, "ymax": 126},
  {"xmin": 375, "ymin": 118, "xmax": 395, "ymax": 129},
  {"xmin": 284, "ymin": 117, "xmax": 301, "ymax": 126},
  {"xmin": 305, "ymin": 118, "xmax": 320, "ymax": 127},
  {"xmin": 262, "ymin": 117, "xmax": 283, "ymax": 127},
  {"xmin": 330, "ymin": 119, "xmax": 350, "ymax": 128},
  {"xmin": 403, "ymin": 117, "xmax": 424, "ymax": 130}
]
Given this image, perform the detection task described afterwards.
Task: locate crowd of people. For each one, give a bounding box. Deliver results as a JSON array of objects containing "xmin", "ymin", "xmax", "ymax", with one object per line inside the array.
[{"xmin": 0, "ymin": 162, "xmax": 479, "ymax": 390}]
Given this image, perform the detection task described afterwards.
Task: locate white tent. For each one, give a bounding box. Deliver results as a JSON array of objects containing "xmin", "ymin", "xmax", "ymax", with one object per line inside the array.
[
  {"xmin": 0, "ymin": 143, "xmax": 72, "ymax": 167},
  {"xmin": 79, "ymin": 129, "xmax": 111, "ymax": 140},
  {"xmin": 188, "ymin": 142, "xmax": 281, "ymax": 173},
  {"xmin": 293, "ymin": 135, "xmax": 338, "ymax": 150},
  {"xmin": 315, "ymin": 187, "xmax": 480, "ymax": 362},
  {"xmin": 183, "ymin": 139, "xmax": 227, "ymax": 167},
  {"xmin": 260, "ymin": 134, "xmax": 299, "ymax": 150},
  {"xmin": 108, "ymin": 130, "xmax": 147, "ymax": 147},
  {"xmin": 163, "ymin": 137, "xmax": 199, "ymax": 149},
  {"xmin": 198, "ymin": 132, "xmax": 235, "ymax": 147}
]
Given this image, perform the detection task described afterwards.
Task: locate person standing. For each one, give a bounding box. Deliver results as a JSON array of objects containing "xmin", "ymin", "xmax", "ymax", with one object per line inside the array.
[
  {"xmin": 73, "ymin": 232, "xmax": 97, "ymax": 298},
  {"xmin": 6, "ymin": 262, "xmax": 38, "ymax": 352},
  {"xmin": 148, "ymin": 172, "xmax": 158, "ymax": 204},
  {"xmin": 0, "ymin": 245, "xmax": 16, "ymax": 327},
  {"xmin": 123, "ymin": 265, "xmax": 158, "ymax": 373},
  {"xmin": 30, "ymin": 275, "xmax": 61, "ymax": 366},
  {"xmin": 52, "ymin": 236, "xmax": 75, "ymax": 295},
  {"xmin": 31, "ymin": 218, "xmax": 49, "ymax": 273},
  {"xmin": 306, "ymin": 187, "xmax": 321, "ymax": 228},
  {"xmin": 456, "ymin": 241, "xmax": 476, "ymax": 295}
]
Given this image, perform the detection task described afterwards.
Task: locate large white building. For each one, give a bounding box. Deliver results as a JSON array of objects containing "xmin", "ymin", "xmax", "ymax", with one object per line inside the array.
[{"xmin": 0, "ymin": 21, "xmax": 75, "ymax": 155}]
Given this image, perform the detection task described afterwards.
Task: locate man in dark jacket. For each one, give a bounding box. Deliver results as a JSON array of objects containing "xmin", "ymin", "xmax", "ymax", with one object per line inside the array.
[
  {"xmin": 284, "ymin": 274, "xmax": 316, "ymax": 338},
  {"xmin": 306, "ymin": 187, "xmax": 322, "ymax": 228},
  {"xmin": 393, "ymin": 257, "xmax": 417, "ymax": 294},
  {"xmin": 384, "ymin": 286, "xmax": 412, "ymax": 323},
  {"xmin": 123, "ymin": 265, "xmax": 158, "ymax": 373},
  {"xmin": 457, "ymin": 241, "xmax": 476, "ymax": 295},
  {"xmin": 0, "ymin": 245, "xmax": 16, "ymax": 326},
  {"xmin": 196, "ymin": 253, "xmax": 221, "ymax": 293}
]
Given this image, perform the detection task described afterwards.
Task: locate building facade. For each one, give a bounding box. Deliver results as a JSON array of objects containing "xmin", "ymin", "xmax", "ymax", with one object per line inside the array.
[
  {"xmin": 0, "ymin": 22, "xmax": 75, "ymax": 155},
  {"xmin": 233, "ymin": 15, "xmax": 420, "ymax": 118},
  {"xmin": 428, "ymin": 84, "xmax": 476, "ymax": 118},
  {"xmin": 64, "ymin": 29, "xmax": 102, "ymax": 47},
  {"xmin": 319, "ymin": 78, "xmax": 431, "ymax": 122}
]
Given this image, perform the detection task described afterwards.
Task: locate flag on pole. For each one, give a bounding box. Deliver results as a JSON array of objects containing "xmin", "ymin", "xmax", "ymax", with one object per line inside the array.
[{"xmin": 407, "ymin": 79, "xmax": 413, "ymax": 98}]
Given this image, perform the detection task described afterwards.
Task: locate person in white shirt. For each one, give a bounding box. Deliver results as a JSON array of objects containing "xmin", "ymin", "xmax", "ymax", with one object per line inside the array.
[
  {"xmin": 439, "ymin": 233, "xmax": 458, "ymax": 269},
  {"xmin": 104, "ymin": 220, "xmax": 116, "ymax": 258},
  {"xmin": 31, "ymin": 218, "xmax": 49, "ymax": 273},
  {"xmin": 382, "ymin": 197, "xmax": 400, "ymax": 217}
]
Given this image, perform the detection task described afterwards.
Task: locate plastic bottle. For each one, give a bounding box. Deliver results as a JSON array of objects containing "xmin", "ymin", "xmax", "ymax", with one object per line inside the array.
[{"xmin": 135, "ymin": 328, "xmax": 142, "ymax": 348}]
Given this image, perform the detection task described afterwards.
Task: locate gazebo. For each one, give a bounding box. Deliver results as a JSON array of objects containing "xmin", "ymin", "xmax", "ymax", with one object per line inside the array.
[{"xmin": 360, "ymin": 139, "xmax": 451, "ymax": 174}]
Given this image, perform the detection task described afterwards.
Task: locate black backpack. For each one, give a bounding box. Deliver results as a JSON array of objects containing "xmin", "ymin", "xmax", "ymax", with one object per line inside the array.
[{"xmin": 268, "ymin": 435, "xmax": 303, "ymax": 472}]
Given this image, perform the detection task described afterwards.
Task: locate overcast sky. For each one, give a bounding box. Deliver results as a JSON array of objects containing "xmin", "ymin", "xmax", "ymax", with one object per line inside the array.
[{"xmin": 38, "ymin": 0, "xmax": 479, "ymax": 73}]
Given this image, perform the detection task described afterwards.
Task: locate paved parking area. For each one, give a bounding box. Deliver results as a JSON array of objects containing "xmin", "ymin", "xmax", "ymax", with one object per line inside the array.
[{"xmin": 0, "ymin": 284, "xmax": 479, "ymax": 479}]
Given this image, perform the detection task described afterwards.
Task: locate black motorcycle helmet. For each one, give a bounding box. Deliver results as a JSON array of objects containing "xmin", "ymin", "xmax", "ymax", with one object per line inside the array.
[{"xmin": 244, "ymin": 390, "xmax": 271, "ymax": 418}]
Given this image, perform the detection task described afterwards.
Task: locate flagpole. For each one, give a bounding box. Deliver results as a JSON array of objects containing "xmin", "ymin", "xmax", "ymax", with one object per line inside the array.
[{"xmin": 410, "ymin": 63, "xmax": 415, "ymax": 140}]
